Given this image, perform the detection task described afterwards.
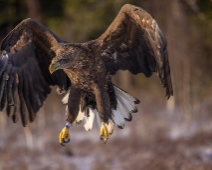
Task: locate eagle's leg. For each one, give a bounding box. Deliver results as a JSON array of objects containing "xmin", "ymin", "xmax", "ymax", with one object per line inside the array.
[
  {"xmin": 59, "ymin": 86, "xmax": 81, "ymax": 146},
  {"xmin": 93, "ymin": 83, "xmax": 111, "ymax": 142}
]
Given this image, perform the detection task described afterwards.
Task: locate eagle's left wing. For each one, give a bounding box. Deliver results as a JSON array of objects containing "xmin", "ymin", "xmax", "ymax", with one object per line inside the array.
[
  {"xmin": 0, "ymin": 18, "xmax": 71, "ymax": 126},
  {"xmin": 96, "ymin": 4, "xmax": 173, "ymax": 99}
]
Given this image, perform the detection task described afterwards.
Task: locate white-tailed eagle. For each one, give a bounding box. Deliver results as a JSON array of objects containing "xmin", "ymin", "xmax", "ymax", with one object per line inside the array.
[{"xmin": 0, "ymin": 4, "xmax": 173, "ymax": 145}]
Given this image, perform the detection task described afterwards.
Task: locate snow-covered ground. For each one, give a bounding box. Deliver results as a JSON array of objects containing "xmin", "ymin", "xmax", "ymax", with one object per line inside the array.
[{"xmin": 0, "ymin": 96, "xmax": 212, "ymax": 170}]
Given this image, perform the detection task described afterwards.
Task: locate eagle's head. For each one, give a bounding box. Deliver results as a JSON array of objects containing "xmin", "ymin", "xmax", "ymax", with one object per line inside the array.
[{"xmin": 49, "ymin": 44, "xmax": 81, "ymax": 74}]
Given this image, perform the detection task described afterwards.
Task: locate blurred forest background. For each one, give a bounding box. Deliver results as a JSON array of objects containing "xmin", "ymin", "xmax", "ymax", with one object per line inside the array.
[{"xmin": 0, "ymin": 0, "xmax": 212, "ymax": 170}]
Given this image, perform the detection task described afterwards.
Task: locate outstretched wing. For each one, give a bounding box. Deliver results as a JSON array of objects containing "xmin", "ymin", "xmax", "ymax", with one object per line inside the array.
[
  {"xmin": 96, "ymin": 4, "xmax": 173, "ymax": 98},
  {"xmin": 0, "ymin": 18, "xmax": 71, "ymax": 126}
]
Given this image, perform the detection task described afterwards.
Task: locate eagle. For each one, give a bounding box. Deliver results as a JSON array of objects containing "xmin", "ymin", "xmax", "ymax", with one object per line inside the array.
[{"xmin": 0, "ymin": 4, "xmax": 173, "ymax": 145}]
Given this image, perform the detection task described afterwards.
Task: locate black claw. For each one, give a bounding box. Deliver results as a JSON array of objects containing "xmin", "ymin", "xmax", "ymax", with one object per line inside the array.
[
  {"xmin": 62, "ymin": 138, "xmax": 70, "ymax": 143},
  {"xmin": 117, "ymin": 125, "xmax": 124, "ymax": 129},
  {"xmin": 60, "ymin": 143, "xmax": 65, "ymax": 146}
]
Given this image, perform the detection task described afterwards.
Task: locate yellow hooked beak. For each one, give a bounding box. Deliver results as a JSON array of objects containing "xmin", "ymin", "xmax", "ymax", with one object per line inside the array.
[{"xmin": 49, "ymin": 62, "xmax": 60, "ymax": 74}]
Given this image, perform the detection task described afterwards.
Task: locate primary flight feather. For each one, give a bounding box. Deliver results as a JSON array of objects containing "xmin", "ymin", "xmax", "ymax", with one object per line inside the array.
[{"xmin": 0, "ymin": 4, "xmax": 173, "ymax": 145}]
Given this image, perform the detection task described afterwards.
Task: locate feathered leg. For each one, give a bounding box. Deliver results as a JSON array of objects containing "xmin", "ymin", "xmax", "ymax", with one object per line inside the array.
[
  {"xmin": 59, "ymin": 86, "xmax": 81, "ymax": 146},
  {"xmin": 93, "ymin": 82, "xmax": 112, "ymax": 142},
  {"xmin": 66, "ymin": 86, "xmax": 82, "ymax": 123}
]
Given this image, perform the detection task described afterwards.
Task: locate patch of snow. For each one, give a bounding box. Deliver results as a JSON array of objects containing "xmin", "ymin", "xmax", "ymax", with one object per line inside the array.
[
  {"xmin": 168, "ymin": 123, "xmax": 198, "ymax": 140},
  {"xmin": 62, "ymin": 156, "xmax": 96, "ymax": 170},
  {"xmin": 199, "ymin": 147, "xmax": 212, "ymax": 163}
]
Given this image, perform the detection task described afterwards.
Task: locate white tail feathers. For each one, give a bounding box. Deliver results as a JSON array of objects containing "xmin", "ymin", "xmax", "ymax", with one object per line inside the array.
[
  {"xmin": 112, "ymin": 107, "xmax": 125, "ymax": 129},
  {"xmin": 61, "ymin": 85, "xmax": 139, "ymax": 136},
  {"xmin": 62, "ymin": 89, "xmax": 70, "ymax": 105},
  {"xmin": 112, "ymin": 86, "xmax": 138, "ymax": 128},
  {"xmin": 74, "ymin": 105, "xmax": 85, "ymax": 124},
  {"xmin": 84, "ymin": 108, "xmax": 95, "ymax": 131},
  {"xmin": 94, "ymin": 109, "xmax": 101, "ymax": 128}
]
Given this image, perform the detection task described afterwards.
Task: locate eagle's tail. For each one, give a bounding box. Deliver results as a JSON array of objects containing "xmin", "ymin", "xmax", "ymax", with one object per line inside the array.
[
  {"xmin": 112, "ymin": 85, "xmax": 140, "ymax": 129},
  {"xmin": 62, "ymin": 85, "xmax": 139, "ymax": 138}
]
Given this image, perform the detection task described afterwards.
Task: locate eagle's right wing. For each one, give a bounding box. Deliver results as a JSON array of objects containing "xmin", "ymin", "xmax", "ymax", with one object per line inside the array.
[
  {"xmin": 96, "ymin": 4, "xmax": 173, "ymax": 99},
  {"xmin": 0, "ymin": 18, "xmax": 71, "ymax": 126}
]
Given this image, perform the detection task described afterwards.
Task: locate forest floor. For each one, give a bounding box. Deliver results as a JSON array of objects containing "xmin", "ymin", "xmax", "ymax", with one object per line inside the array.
[{"xmin": 0, "ymin": 94, "xmax": 212, "ymax": 170}]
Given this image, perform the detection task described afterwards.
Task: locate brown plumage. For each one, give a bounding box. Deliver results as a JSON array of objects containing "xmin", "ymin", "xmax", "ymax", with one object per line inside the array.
[{"xmin": 0, "ymin": 4, "xmax": 173, "ymax": 141}]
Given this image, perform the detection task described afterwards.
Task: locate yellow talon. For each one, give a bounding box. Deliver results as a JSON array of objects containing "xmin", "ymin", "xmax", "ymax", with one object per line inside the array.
[
  {"xmin": 100, "ymin": 123, "xmax": 109, "ymax": 142},
  {"xmin": 59, "ymin": 123, "xmax": 71, "ymax": 146}
]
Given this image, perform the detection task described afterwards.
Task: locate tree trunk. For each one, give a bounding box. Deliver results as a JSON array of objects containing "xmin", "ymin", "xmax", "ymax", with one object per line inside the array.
[{"xmin": 165, "ymin": 0, "xmax": 191, "ymax": 115}]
